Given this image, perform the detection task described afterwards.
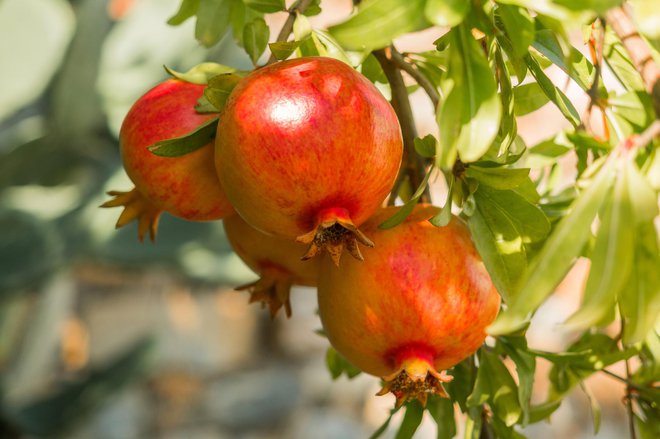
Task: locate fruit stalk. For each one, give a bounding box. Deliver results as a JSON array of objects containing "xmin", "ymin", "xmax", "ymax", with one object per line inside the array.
[{"xmin": 373, "ymin": 47, "xmax": 431, "ymax": 204}]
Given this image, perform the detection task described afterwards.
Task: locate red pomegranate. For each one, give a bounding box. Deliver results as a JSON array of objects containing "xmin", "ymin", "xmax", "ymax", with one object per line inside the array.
[
  {"xmin": 223, "ymin": 214, "xmax": 320, "ymax": 317},
  {"xmin": 215, "ymin": 57, "xmax": 403, "ymax": 265},
  {"xmin": 102, "ymin": 79, "xmax": 234, "ymax": 241},
  {"xmin": 317, "ymin": 205, "xmax": 500, "ymax": 406}
]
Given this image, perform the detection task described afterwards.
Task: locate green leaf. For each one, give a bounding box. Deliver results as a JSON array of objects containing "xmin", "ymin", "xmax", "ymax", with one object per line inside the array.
[
  {"xmin": 564, "ymin": 165, "xmax": 634, "ymax": 330},
  {"xmin": 527, "ymin": 400, "xmax": 561, "ymax": 424},
  {"xmin": 532, "ymin": 29, "xmax": 594, "ymax": 91},
  {"xmin": 268, "ymin": 40, "xmax": 303, "ymax": 61},
  {"xmin": 379, "ymin": 167, "xmax": 433, "ymax": 229},
  {"xmin": 328, "ymin": 0, "xmax": 429, "ymax": 51},
  {"xmin": 243, "ymin": 18, "xmax": 270, "ymax": 65},
  {"xmin": 204, "ymin": 73, "xmax": 242, "ymax": 111},
  {"xmin": 424, "ymin": 0, "xmax": 470, "ymax": 28},
  {"xmin": 312, "ymin": 30, "xmax": 353, "ymax": 64},
  {"xmin": 427, "ymin": 397, "xmax": 456, "ymax": 439},
  {"xmin": 429, "ymin": 177, "xmax": 454, "ymax": 227},
  {"xmin": 164, "ymin": 62, "xmax": 236, "ymax": 85},
  {"xmin": 243, "ymin": 0, "xmax": 285, "ymax": 13},
  {"xmin": 525, "ymin": 55, "xmax": 580, "ymax": 127},
  {"xmin": 498, "ymin": 4, "xmax": 534, "ymax": 58},
  {"xmin": 438, "ymin": 27, "xmax": 502, "ymax": 164},
  {"xmin": 293, "ymin": 12, "xmax": 312, "ymax": 40},
  {"xmin": 361, "ymin": 53, "xmax": 388, "ymax": 83},
  {"xmin": 303, "ymin": 0, "xmax": 322, "ymax": 16},
  {"xmin": 603, "ymin": 30, "xmax": 646, "ymax": 91},
  {"xmin": 325, "ymin": 347, "xmax": 361, "ymax": 379},
  {"xmin": 620, "ymin": 161, "xmax": 660, "ymax": 345},
  {"xmin": 369, "ymin": 407, "xmax": 402, "ymax": 439},
  {"xmin": 414, "ymin": 134, "xmax": 437, "ymax": 158},
  {"xmin": 630, "ymin": 0, "xmax": 660, "ymax": 39},
  {"xmin": 395, "ymin": 402, "xmax": 425, "ymax": 439},
  {"xmin": 498, "ymin": 337, "xmax": 536, "ymax": 424},
  {"xmin": 195, "ymin": 0, "xmax": 231, "ymax": 47},
  {"xmin": 464, "ymin": 406, "xmax": 483, "ymax": 439},
  {"xmin": 467, "ymin": 350, "xmax": 522, "ymax": 426},
  {"xmin": 465, "ymin": 166, "xmax": 530, "ymax": 190},
  {"xmin": 579, "ymin": 382, "xmax": 601, "ymax": 434},
  {"xmin": 488, "ymin": 159, "xmax": 615, "ymax": 335},
  {"xmin": 513, "ymin": 82, "xmax": 550, "ymax": 116},
  {"xmin": 148, "ymin": 117, "xmax": 219, "ymax": 157},
  {"xmin": 167, "ymin": 0, "xmax": 200, "ymax": 25}
]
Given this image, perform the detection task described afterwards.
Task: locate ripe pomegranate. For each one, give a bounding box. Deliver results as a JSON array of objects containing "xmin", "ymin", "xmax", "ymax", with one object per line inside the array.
[
  {"xmin": 223, "ymin": 214, "xmax": 320, "ymax": 317},
  {"xmin": 317, "ymin": 204, "xmax": 500, "ymax": 406},
  {"xmin": 102, "ymin": 79, "xmax": 233, "ymax": 241},
  {"xmin": 215, "ymin": 57, "xmax": 403, "ymax": 265}
]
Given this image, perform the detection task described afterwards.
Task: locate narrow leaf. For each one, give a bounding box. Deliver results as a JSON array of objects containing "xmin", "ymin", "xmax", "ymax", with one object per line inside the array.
[
  {"xmin": 269, "ymin": 40, "xmax": 303, "ymax": 61},
  {"xmin": 204, "ymin": 73, "xmax": 242, "ymax": 111},
  {"xmin": 243, "ymin": 18, "xmax": 270, "ymax": 65},
  {"xmin": 424, "ymin": 0, "xmax": 470, "ymax": 28},
  {"xmin": 195, "ymin": 0, "xmax": 232, "ymax": 47},
  {"xmin": 513, "ymin": 82, "xmax": 551, "ymax": 116},
  {"xmin": 488, "ymin": 159, "xmax": 616, "ymax": 335},
  {"xmin": 465, "ymin": 166, "xmax": 530, "ymax": 190},
  {"xmin": 525, "ymin": 55, "xmax": 580, "ymax": 127},
  {"xmin": 243, "ymin": 0, "xmax": 285, "ymax": 13},
  {"xmin": 498, "ymin": 4, "xmax": 534, "ymax": 58},
  {"xmin": 167, "ymin": 0, "xmax": 200, "ymax": 25},
  {"xmin": 379, "ymin": 167, "xmax": 433, "ymax": 229},
  {"xmin": 164, "ymin": 62, "xmax": 236, "ymax": 85},
  {"xmin": 564, "ymin": 166, "xmax": 634, "ymax": 330},
  {"xmin": 395, "ymin": 402, "xmax": 424, "ymax": 439},
  {"xmin": 328, "ymin": 0, "xmax": 429, "ymax": 51},
  {"xmin": 429, "ymin": 177, "xmax": 454, "ymax": 227},
  {"xmin": 148, "ymin": 118, "xmax": 219, "ymax": 157},
  {"xmin": 427, "ymin": 397, "xmax": 456, "ymax": 439}
]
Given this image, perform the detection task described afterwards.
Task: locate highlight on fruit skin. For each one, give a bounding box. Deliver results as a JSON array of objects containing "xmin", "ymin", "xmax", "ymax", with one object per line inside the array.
[
  {"xmin": 317, "ymin": 204, "xmax": 501, "ymax": 407},
  {"xmin": 223, "ymin": 214, "xmax": 320, "ymax": 318},
  {"xmin": 215, "ymin": 56, "xmax": 403, "ymax": 265},
  {"xmin": 102, "ymin": 79, "xmax": 234, "ymax": 241}
]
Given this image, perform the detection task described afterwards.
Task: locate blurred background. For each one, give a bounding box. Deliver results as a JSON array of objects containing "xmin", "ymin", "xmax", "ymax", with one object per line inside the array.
[{"xmin": 0, "ymin": 0, "xmax": 632, "ymax": 438}]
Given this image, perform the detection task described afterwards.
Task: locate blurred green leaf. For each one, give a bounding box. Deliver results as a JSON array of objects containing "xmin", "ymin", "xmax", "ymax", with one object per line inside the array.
[
  {"xmin": 329, "ymin": 0, "xmax": 429, "ymax": 51},
  {"xmin": 379, "ymin": 167, "xmax": 433, "ymax": 229},
  {"xmin": 269, "ymin": 41, "xmax": 303, "ymax": 60},
  {"xmin": 395, "ymin": 402, "xmax": 424, "ymax": 439},
  {"xmin": 532, "ymin": 29, "xmax": 594, "ymax": 91},
  {"xmin": 148, "ymin": 117, "xmax": 218, "ymax": 157},
  {"xmin": 369, "ymin": 406, "xmax": 403, "ymax": 439},
  {"xmin": 427, "ymin": 396, "xmax": 456, "ymax": 439},
  {"xmin": 361, "ymin": 53, "xmax": 388, "ymax": 83},
  {"xmin": 204, "ymin": 73, "xmax": 243, "ymax": 110},
  {"xmin": 564, "ymin": 166, "xmax": 634, "ymax": 330},
  {"xmin": 498, "ymin": 336, "xmax": 536, "ymax": 424},
  {"xmin": 630, "ymin": 0, "xmax": 660, "ymax": 39},
  {"xmin": 525, "ymin": 55, "xmax": 580, "ymax": 127},
  {"xmin": 604, "ymin": 30, "xmax": 646, "ymax": 91},
  {"xmin": 414, "ymin": 134, "xmax": 437, "ymax": 158},
  {"xmin": 313, "ymin": 30, "xmax": 353, "ymax": 64},
  {"xmin": 167, "ymin": 0, "xmax": 200, "ymax": 25},
  {"xmin": 465, "ymin": 167, "xmax": 530, "ymax": 190},
  {"xmin": 325, "ymin": 347, "xmax": 361, "ymax": 379},
  {"xmin": 11, "ymin": 338, "xmax": 154, "ymax": 437},
  {"xmin": 424, "ymin": 0, "xmax": 470, "ymax": 28},
  {"xmin": 489, "ymin": 159, "xmax": 615, "ymax": 335},
  {"xmin": 438, "ymin": 26, "xmax": 502, "ymax": 164},
  {"xmin": 527, "ymin": 400, "xmax": 561, "ymax": 423},
  {"xmin": 498, "ymin": 4, "xmax": 534, "ymax": 58},
  {"xmin": 467, "ymin": 350, "xmax": 521, "ymax": 426},
  {"xmin": 243, "ymin": 18, "xmax": 270, "ymax": 64},
  {"xmin": 429, "ymin": 177, "xmax": 454, "ymax": 227},
  {"xmin": 164, "ymin": 62, "xmax": 237, "ymax": 84},
  {"xmin": 195, "ymin": 0, "xmax": 231, "ymax": 47},
  {"xmin": 579, "ymin": 382, "xmax": 601, "ymax": 434},
  {"xmin": 244, "ymin": 0, "xmax": 286, "ymax": 13},
  {"xmin": 513, "ymin": 82, "xmax": 551, "ymax": 116}
]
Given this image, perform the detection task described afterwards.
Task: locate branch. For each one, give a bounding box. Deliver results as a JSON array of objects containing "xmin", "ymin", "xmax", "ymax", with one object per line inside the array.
[
  {"xmin": 373, "ymin": 47, "xmax": 430, "ymax": 204},
  {"xmin": 606, "ymin": 5, "xmax": 660, "ymax": 117},
  {"xmin": 266, "ymin": 0, "xmax": 316, "ymax": 64},
  {"xmin": 388, "ymin": 48, "xmax": 440, "ymax": 109}
]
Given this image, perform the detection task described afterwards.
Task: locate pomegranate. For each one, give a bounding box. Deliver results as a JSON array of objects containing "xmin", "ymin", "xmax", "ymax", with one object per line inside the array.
[
  {"xmin": 215, "ymin": 57, "xmax": 403, "ymax": 265},
  {"xmin": 102, "ymin": 79, "xmax": 234, "ymax": 241},
  {"xmin": 317, "ymin": 205, "xmax": 500, "ymax": 406},
  {"xmin": 223, "ymin": 214, "xmax": 320, "ymax": 317}
]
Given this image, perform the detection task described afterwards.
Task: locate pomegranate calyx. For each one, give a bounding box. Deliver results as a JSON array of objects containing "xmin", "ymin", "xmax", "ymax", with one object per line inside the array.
[
  {"xmin": 236, "ymin": 276, "xmax": 293, "ymax": 318},
  {"xmin": 101, "ymin": 188, "xmax": 162, "ymax": 242},
  {"xmin": 377, "ymin": 358, "xmax": 452, "ymax": 408},
  {"xmin": 297, "ymin": 216, "xmax": 374, "ymax": 266}
]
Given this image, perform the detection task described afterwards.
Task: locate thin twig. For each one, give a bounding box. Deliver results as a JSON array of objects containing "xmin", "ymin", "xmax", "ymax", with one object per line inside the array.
[
  {"xmin": 266, "ymin": 0, "xmax": 316, "ymax": 64},
  {"xmin": 373, "ymin": 47, "xmax": 431, "ymax": 204},
  {"xmin": 388, "ymin": 48, "xmax": 440, "ymax": 109},
  {"xmin": 600, "ymin": 369, "xmax": 647, "ymax": 392},
  {"xmin": 624, "ymin": 358, "xmax": 637, "ymax": 439},
  {"xmin": 582, "ymin": 19, "xmax": 608, "ymax": 140},
  {"xmin": 606, "ymin": 5, "xmax": 660, "ymax": 117}
]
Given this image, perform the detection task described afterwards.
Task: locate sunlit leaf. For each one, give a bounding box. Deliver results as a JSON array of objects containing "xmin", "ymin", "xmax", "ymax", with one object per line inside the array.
[
  {"xmin": 465, "ymin": 167, "xmax": 531, "ymax": 190},
  {"xmin": 164, "ymin": 62, "xmax": 236, "ymax": 84},
  {"xmin": 498, "ymin": 4, "xmax": 534, "ymax": 58},
  {"xmin": 513, "ymin": 82, "xmax": 551, "ymax": 116},
  {"xmin": 424, "ymin": 0, "xmax": 470, "ymax": 28},
  {"xmin": 489, "ymin": 159, "xmax": 615, "ymax": 335},
  {"xmin": 525, "ymin": 55, "xmax": 580, "ymax": 127},
  {"xmin": 379, "ymin": 167, "xmax": 433, "ymax": 229},
  {"xmin": 329, "ymin": 0, "xmax": 429, "ymax": 51}
]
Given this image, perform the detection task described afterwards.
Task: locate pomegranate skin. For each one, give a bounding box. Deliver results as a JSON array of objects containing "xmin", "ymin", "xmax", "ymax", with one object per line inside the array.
[
  {"xmin": 120, "ymin": 79, "xmax": 233, "ymax": 222},
  {"xmin": 318, "ymin": 205, "xmax": 500, "ymax": 387},
  {"xmin": 224, "ymin": 214, "xmax": 320, "ymax": 317},
  {"xmin": 215, "ymin": 57, "xmax": 402, "ymax": 262}
]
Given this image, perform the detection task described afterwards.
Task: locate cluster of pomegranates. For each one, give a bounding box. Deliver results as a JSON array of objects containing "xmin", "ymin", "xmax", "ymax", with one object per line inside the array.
[{"xmin": 103, "ymin": 57, "xmax": 500, "ymax": 406}]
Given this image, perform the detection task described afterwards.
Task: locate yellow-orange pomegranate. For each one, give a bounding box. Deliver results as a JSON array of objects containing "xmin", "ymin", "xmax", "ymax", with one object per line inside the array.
[
  {"xmin": 215, "ymin": 57, "xmax": 402, "ymax": 265},
  {"xmin": 224, "ymin": 214, "xmax": 320, "ymax": 317},
  {"xmin": 317, "ymin": 205, "xmax": 500, "ymax": 406},
  {"xmin": 103, "ymin": 79, "xmax": 233, "ymax": 241}
]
